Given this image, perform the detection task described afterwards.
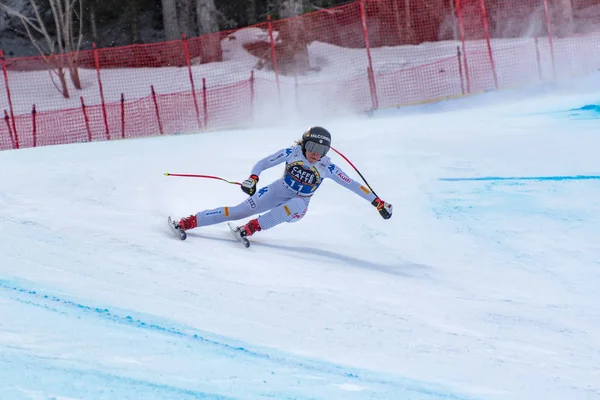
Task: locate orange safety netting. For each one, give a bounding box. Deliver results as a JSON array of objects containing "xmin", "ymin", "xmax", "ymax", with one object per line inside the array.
[{"xmin": 1, "ymin": 0, "xmax": 600, "ymax": 151}]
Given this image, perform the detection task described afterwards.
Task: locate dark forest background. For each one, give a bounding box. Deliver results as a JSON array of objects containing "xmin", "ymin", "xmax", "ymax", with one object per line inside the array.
[{"xmin": 0, "ymin": 0, "xmax": 359, "ymax": 56}]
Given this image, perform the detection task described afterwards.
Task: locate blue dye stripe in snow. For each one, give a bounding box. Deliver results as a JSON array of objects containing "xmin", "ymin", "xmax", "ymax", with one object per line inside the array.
[
  {"xmin": 571, "ymin": 104, "xmax": 600, "ymax": 113},
  {"xmin": 518, "ymin": 103, "xmax": 600, "ymax": 119},
  {"xmin": 0, "ymin": 279, "xmax": 273, "ymax": 360},
  {"xmin": 1, "ymin": 355, "xmax": 235, "ymax": 400},
  {"xmin": 439, "ymin": 175, "xmax": 600, "ymax": 182},
  {"xmin": 0, "ymin": 279, "xmax": 478, "ymax": 400}
]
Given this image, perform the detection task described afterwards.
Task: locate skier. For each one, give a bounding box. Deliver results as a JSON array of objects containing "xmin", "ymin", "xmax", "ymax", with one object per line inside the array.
[{"xmin": 171, "ymin": 126, "xmax": 392, "ymax": 242}]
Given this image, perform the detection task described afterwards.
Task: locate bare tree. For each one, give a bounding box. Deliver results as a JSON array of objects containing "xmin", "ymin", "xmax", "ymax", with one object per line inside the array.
[
  {"xmin": 0, "ymin": 0, "xmax": 27, "ymax": 33},
  {"xmin": 0, "ymin": 0, "xmax": 84, "ymax": 98}
]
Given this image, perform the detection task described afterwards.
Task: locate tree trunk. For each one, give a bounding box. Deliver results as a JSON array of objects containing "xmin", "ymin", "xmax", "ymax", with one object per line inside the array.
[
  {"xmin": 246, "ymin": 0, "xmax": 257, "ymax": 25},
  {"xmin": 196, "ymin": 0, "xmax": 218, "ymax": 34},
  {"xmin": 195, "ymin": 0, "xmax": 222, "ymax": 63},
  {"xmin": 162, "ymin": 0, "xmax": 180, "ymax": 40},
  {"xmin": 278, "ymin": 0, "xmax": 310, "ymax": 75},
  {"xmin": 178, "ymin": 0, "xmax": 194, "ymax": 37},
  {"xmin": 62, "ymin": 0, "xmax": 83, "ymax": 90},
  {"xmin": 90, "ymin": 7, "xmax": 98, "ymax": 44},
  {"xmin": 391, "ymin": 0, "xmax": 402, "ymax": 44},
  {"xmin": 50, "ymin": 57, "xmax": 70, "ymax": 99},
  {"xmin": 279, "ymin": 0, "xmax": 303, "ymax": 18},
  {"xmin": 403, "ymin": 0, "xmax": 416, "ymax": 43},
  {"xmin": 126, "ymin": 0, "xmax": 142, "ymax": 43},
  {"xmin": 68, "ymin": 53, "xmax": 82, "ymax": 89},
  {"xmin": 58, "ymin": 67, "xmax": 69, "ymax": 98},
  {"xmin": 553, "ymin": 0, "xmax": 574, "ymax": 37}
]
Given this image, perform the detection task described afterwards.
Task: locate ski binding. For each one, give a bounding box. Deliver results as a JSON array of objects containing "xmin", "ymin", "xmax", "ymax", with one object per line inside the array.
[
  {"xmin": 228, "ymin": 223, "xmax": 250, "ymax": 248},
  {"xmin": 168, "ymin": 216, "xmax": 186, "ymax": 240}
]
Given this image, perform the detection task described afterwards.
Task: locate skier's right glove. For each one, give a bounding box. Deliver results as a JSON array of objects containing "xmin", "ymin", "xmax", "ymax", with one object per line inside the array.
[
  {"xmin": 241, "ymin": 174, "xmax": 259, "ymax": 196},
  {"xmin": 372, "ymin": 197, "xmax": 393, "ymax": 220}
]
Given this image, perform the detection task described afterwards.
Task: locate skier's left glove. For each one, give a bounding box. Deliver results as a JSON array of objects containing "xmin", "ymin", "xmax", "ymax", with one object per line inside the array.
[
  {"xmin": 241, "ymin": 174, "xmax": 259, "ymax": 196},
  {"xmin": 372, "ymin": 197, "xmax": 392, "ymax": 220}
]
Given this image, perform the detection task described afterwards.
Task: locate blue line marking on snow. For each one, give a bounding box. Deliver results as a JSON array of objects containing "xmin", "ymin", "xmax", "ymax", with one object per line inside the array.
[
  {"xmin": 565, "ymin": 104, "xmax": 600, "ymax": 120},
  {"xmin": 0, "ymin": 280, "xmax": 277, "ymax": 362},
  {"xmin": 439, "ymin": 175, "xmax": 600, "ymax": 182},
  {"xmin": 0, "ymin": 279, "xmax": 479, "ymax": 400},
  {"xmin": 571, "ymin": 104, "xmax": 600, "ymax": 112},
  {"xmin": 522, "ymin": 103, "xmax": 600, "ymax": 119},
  {"xmin": 3, "ymin": 354, "xmax": 234, "ymax": 400}
]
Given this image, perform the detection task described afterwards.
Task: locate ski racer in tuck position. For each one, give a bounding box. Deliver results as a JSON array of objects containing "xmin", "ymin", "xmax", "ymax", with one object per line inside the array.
[{"xmin": 171, "ymin": 126, "xmax": 393, "ymax": 241}]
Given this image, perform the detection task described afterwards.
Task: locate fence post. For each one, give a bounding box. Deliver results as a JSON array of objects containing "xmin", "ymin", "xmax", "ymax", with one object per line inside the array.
[
  {"xmin": 250, "ymin": 71, "xmax": 255, "ymax": 123},
  {"xmin": 31, "ymin": 105, "xmax": 37, "ymax": 148},
  {"xmin": 457, "ymin": 46, "xmax": 465, "ymax": 95},
  {"xmin": 93, "ymin": 43, "xmax": 110, "ymax": 140},
  {"xmin": 202, "ymin": 78, "xmax": 208, "ymax": 129},
  {"xmin": 80, "ymin": 97, "xmax": 92, "ymax": 142},
  {"xmin": 267, "ymin": 15, "xmax": 281, "ymax": 102},
  {"xmin": 151, "ymin": 85, "xmax": 164, "ymax": 135},
  {"xmin": 541, "ymin": 0, "xmax": 556, "ymax": 80},
  {"xmin": 120, "ymin": 93, "xmax": 125, "ymax": 139},
  {"xmin": 478, "ymin": 0, "xmax": 498, "ymax": 90},
  {"xmin": 294, "ymin": 74, "xmax": 299, "ymax": 114},
  {"xmin": 1, "ymin": 50, "xmax": 19, "ymax": 149},
  {"xmin": 4, "ymin": 109, "xmax": 15, "ymax": 149},
  {"xmin": 182, "ymin": 34, "xmax": 201, "ymax": 130},
  {"xmin": 359, "ymin": 0, "xmax": 379, "ymax": 110},
  {"xmin": 534, "ymin": 37, "xmax": 543, "ymax": 82},
  {"xmin": 454, "ymin": 0, "xmax": 471, "ymax": 93}
]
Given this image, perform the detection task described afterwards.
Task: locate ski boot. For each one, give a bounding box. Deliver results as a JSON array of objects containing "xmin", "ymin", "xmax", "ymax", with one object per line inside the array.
[
  {"xmin": 169, "ymin": 214, "xmax": 197, "ymax": 240},
  {"xmin": 178, "ymin": 214, "xmax": 197, "ymax": 231},
  {"xmin": 237, "ymin": 218, "xmax": 261, "ymax": 237},
  {"xmin": 229, "ymin": 218, "xmax": 262, "ymax": 248}
]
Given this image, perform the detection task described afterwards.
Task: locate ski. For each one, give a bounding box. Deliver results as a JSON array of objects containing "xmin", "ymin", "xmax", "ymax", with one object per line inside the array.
[
  {"xmin": 168, "ymin": 216, "xmax": 187, "ymax": 240},
  {"xmin": 228, "ymin": 223, "xmax": 250, "ymax": 248}
]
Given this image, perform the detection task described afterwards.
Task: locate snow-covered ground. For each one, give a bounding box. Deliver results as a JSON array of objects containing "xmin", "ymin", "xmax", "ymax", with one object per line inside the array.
[{"xmin": 1, "ymin": 73, "xmax": 599, "ymax": 400}]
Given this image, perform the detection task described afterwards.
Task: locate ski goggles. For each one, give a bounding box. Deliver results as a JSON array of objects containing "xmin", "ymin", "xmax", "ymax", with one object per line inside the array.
[{"xmin": 305, "ymin": 141, "xmax": 330, "ymax": 156}]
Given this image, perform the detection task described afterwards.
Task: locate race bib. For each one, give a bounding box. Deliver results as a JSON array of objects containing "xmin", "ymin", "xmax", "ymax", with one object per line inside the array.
[{"xmin": 283, "ymin": 161, "xmax": 322, "ymax": 194}]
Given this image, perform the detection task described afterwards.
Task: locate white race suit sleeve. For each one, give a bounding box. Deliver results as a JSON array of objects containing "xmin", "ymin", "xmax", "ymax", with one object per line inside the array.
[
  {"xmin": 250, "ymin": 148, "xmax": 292, "ymax": 177},
  {"xmin": 326, "ymin": 162, "xmax": 378, "ymax": 203}
]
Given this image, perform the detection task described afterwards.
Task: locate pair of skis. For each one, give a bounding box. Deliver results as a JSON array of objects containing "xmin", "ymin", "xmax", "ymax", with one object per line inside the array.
[{"xmin": 167, "ymin": 217, "xmax": 250, "ymax": 248}]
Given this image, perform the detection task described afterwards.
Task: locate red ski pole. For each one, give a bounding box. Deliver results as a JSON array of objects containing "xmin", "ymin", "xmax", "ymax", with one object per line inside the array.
[
  {"xmin": 164, "ymin": 172, "xmax": 241, "ymax": 186},
  {"xmin": 330, "ymin": 146, "xmax": 380, "ymax": 199}
]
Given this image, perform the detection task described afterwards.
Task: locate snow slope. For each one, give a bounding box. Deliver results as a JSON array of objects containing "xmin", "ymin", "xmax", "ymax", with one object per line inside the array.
[{"xmin": 1, "ymin": 75, "xmax": 599, "ymax": 400}]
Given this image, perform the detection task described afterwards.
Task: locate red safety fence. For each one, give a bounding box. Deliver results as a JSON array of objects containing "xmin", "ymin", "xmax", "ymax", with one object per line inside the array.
[{"xmin": 2, "ymin": 0, "xmax": 600, "ymax": 151}]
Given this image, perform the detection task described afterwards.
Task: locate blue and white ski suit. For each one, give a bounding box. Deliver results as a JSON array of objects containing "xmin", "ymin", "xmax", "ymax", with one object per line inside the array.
[{"xmin": 194, "ymin": 144, "xmax": 377, "ymax": 230}]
